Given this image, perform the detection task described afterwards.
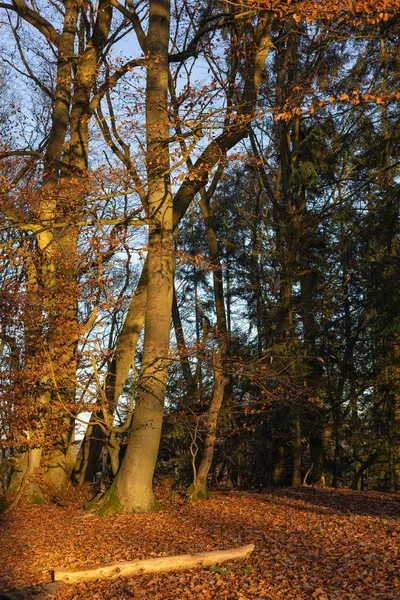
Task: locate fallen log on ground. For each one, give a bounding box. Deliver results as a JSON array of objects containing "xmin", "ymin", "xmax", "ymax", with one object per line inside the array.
[{"xmin": 52, "ymin": 543, "xmax": 255, "ymax": 584}]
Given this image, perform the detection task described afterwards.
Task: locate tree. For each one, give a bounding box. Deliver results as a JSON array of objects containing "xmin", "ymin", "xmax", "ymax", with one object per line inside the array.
[{"xmin": 0, "ymin": 0, "xmax": 139, "ymax": 494}]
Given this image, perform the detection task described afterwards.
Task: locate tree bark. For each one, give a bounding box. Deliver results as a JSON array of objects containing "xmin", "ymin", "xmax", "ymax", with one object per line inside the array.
[
  {"xmin": 186, "ymin": 186, "xmax": 229, "ymax": 500},
  {"xmin": 98, "ymin": 0, "xmax": 173, "ymax": 512},
  {"xmin": 172, "ymin": 284, "xmax": 195, "ymax": 392},
  {"xmin": 45, "ymin": 0, "xmax": 113, "ymax": 488},
  {"xmin": 187, "ymin": 351, "xmax": 226, "ymax": 500},
  {"xmin": 4, "ymin": 447, "xmax": 43, "ymax": 510},
  {"xmin": 351, "ymin": 453, "xmax": 377, "ymax": 491},
  {"xmin": 292, "ymin": 415, "xmax": 302, "ymax": 487},
  {"xmin": 71, "ymin": 420, "xmax": 106, "ymax": 485},
  {"xmin": 53, "ymin": 544, "xmax": 255, "ymax": 584},
  {"xmin": 4, "ymin": 0, "xmax": 114, "ymax": 494}
]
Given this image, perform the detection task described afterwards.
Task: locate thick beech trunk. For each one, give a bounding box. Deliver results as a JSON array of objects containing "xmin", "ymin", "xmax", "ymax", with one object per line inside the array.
[
  {"xmin": 4, "ymin": 1, "xmax": 80, "ymax": 497},
  {"xmin": 45, "ymin": 1, "xmax": 112, "ymax": 486},
  {"xmin": 5, "ymin": 447, "xmax": 43, "ymax": 509},
  {"xmin": 44, "ymin": 415, "xmax": 75, "ymax": 490},
  {"xmin": 98, "ymin": 0, "xmax": 173, "ymax": 512},
  {"xmin": 100, "ymin": 230, "xmax": 174, "ymax": 511}
]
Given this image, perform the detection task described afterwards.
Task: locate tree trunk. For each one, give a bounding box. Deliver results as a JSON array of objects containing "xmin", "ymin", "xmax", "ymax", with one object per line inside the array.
[
  {"xmin": 107, "ymin": 263, "xmax": 148, "ymax": 406},
  {"xmin": 292, "ymin": 415, "xmax": 302, "ymax": 487},
  {"xmin": 98, "ymin": 0, "xmax": 173, "ymax": 513},
  {"xmin": 5, "ymin": 0, "xmax": 114, "ymax": 496},
  {"xmin": 309, "ymin": 419, "xmax": 332, "ymax": 484},
  {"xmin": 272, "ymin": 444, "xmax": 285, "ymax": 486},
  {"xmin": 5, "ymin": 447, "xmax": 44, "ymax": 509},
  {"xmin": 351, "ymin": 453, "xmax": 377, "ymax": 491},
  {"xmin": 187, "ymin": 351, "xmax": 226, "ymax": 500},
  {"xmin": 172, "ymin": 284, "xmax": 195, "ymax": 392},
  {"xmin": 71, "ymin": 421, "xmax": 106, "ymax": 485},
  {"xmin": 107, "ymin": 431, "xmax": 120, "ymax": 477},
  {"xmin": 72, "ymin": 265, "xmax": 148, "ymax": 487},
  {"xmin": 4, "ymin": 0, "xmax": 80, "ymax": 497},
  {"xmin": 199, "ymin": 191, "xmax": 228, "ymax": 352},
  {"xmin": 185, "ymin": 187, "xmax": 229, "ymax": 500},
  {"xmin": 388, "ymin": 401, "xmax": 396, "ymax": 492}
]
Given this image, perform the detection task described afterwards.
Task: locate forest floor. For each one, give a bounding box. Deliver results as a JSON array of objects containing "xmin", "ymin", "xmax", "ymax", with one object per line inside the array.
[{"xmin": 0, "ymin": 487, "xmax": 399, "ymax": 600}]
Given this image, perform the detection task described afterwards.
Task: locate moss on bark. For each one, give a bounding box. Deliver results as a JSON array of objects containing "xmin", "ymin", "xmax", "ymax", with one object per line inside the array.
[
  {"xmin": 84, "ymin": 479, "xmax": 164, "ymax": 515},
  {"xmin": 186, "ymin": 482, "xmax": 212, "ymax": 501}
]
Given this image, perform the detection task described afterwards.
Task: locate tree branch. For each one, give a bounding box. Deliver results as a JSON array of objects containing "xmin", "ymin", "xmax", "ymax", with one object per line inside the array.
[
  {"xmin": 108, "ymin": 0, "xmax": 146, "ymax": 51},
  {"xmin": 89, "ymin": 57, "xmax": 145, "ymax": 114},
  {"xmin": 2, "ymin": 0, "xmax": 60, "ymax": 47}
]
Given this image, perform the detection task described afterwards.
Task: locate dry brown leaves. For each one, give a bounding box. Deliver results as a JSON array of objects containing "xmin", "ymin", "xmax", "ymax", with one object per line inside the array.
[{"xmin": 0, "ymin": 487, "xmax": 399, "ymax": 600}]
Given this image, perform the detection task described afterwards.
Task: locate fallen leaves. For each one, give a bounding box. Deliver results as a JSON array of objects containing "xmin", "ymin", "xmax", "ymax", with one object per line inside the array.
[{"xmin": 0, "ymin": 487, "xmax": 399, "ymax": 599}]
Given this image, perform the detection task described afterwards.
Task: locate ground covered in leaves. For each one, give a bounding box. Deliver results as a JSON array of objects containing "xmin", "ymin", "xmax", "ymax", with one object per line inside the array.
[{"xmin": 0, "ymin": 487, "xmax": 399, "ymax": 599}]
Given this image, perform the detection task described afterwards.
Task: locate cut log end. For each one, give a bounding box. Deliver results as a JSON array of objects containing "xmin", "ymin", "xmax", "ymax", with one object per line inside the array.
[{"xmin": 53, "ymin": 543, "xmax": 255, "ymax": 584}]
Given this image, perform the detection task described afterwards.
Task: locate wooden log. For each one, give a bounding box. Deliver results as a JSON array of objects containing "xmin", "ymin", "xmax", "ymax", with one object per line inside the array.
[{"xmin": 52, "ymin": 543, "xmax": 255, "ymax": 584}]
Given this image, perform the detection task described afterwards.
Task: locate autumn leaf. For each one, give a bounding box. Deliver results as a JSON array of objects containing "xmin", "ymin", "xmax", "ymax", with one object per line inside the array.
[{"xmin": 0, "ymin": 489, "xmax": 399, "ymax": 600}]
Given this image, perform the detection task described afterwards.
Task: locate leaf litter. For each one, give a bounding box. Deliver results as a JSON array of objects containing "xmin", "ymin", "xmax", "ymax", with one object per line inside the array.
[{"xmin": 0, "ymin": 487, "xmax": 399, "ymax": 599}]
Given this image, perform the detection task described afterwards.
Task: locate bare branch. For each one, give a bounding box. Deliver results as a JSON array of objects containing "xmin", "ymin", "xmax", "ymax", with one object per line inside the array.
[
  {"xmin": 7, "ymin": 16, "xmax": 55, "ymax": 100},
  {"xmin": 89, "ymin": 57, "xmax": 145, "ymax": 114},
  {"xmin": 1, "ymin": 0, "xmax": 60, "ymax": 47},
  {"xmin": 109, "ymin": 0, "xmax": 146, "ymax": 51}
]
